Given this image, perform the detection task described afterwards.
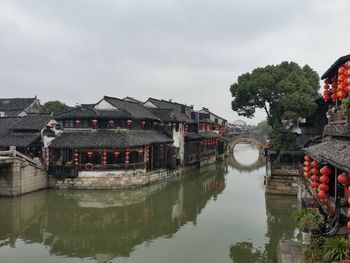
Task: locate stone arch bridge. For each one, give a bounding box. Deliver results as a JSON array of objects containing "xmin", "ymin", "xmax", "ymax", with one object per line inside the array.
[{"xmin": 225, "ymin": 132, "xmax": 267, "ymax": 153}]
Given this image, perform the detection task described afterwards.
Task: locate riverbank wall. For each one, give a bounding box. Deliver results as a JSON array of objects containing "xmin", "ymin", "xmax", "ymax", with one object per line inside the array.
[{"xmin": 265, "ymin": 164, "xmax": 300, "ymax": 195}]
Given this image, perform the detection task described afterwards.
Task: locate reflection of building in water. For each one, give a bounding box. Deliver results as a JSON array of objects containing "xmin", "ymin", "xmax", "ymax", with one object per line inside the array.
[
  {"xmin": 229, "ymin": 195, "xmax": 297, "ymax": 263},
  {"xmin": 0, "ymin": 165, "xmax": 227, "ymax": 262}
]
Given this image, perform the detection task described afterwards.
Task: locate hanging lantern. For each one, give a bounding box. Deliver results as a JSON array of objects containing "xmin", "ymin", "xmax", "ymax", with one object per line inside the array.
[
  {"xmin": 320, "ymin": 175, "xmax": 330, "ymax": 184},
  {"xmin": 75, "ymin": 120, "xmax": 81, "ymax": 127},
  {"xmin": 311, "ymin": 175, "xmax": 318, "ymax": 182},
  {"xmin": 337, "ymin": 172, "xmax": 350, "ymax": 185},
  {"xmin": 311, "ymin": 161, "xmax": 319, "ymax": 168},
  {"xmin": 324, "ymin": 79, "xmax": 331, "ymax": 84},
  {"xmin": 102, "ymin": 149, "xmax": 107, "ymax": 165},
  {"xmin": 114, "ymin": 151, "xmax": 120, "ymax": 158},
  {"xmin": 338, "ymin": 83, "xmax": 346, "ymax": 90},
  {"xmin": 339, "ymin": 66, "xmax": 346, "ymax": 75},
  {"xmin": 74, "ymin": 149, "xmax": 79, "ymax": 165},
  {"xmin": 304, "ymin": 156, "xmax": 310, "ymax": 161},
  {"xmin": 127, "ymin": 119, "xmax": 133, "ymax": 127},
  {"xmin": 91, "ymin": 119, "xmax": 98, "ymax": 127},
  {"xmin": 311, "ymin": 168, "xmax": 319, "ymax": 175},
  {"xmin": 311, "ymin": 181, "xmax": 319, "ymax": 189},
  {"xmin": 304, "ymin": 161, "xmax": 310, "ymax": 166},
  {"xmin": 303, "ymin": 166, "xmax": 310, "ymax": 172},
  {"xmin": 345, "ymin": 85, "xmax": 350, "ymax": 93},
  {"xmin": 108, "ymin": 120, "xmax": 115, "ymax": 127},
  {"xmin": 303, "ymin": 172, "xmax": 310, "ymax": 177},
  {"xmin": 319, "ymin": 183, "xmax": 329, "ymax": 192},
  {"xmin": 323, "ymin": 95, "xmax": 330, "ymax": 101},
  {"xmin": 338, "ymin": 75, "xmax": 345, "ymax": 83},
  {"xmin": 320, "ymin": 166, "xmax": 332, "ymax": 176},
  {"xmin": 141, "ymin": 120, "xmax": 146, "ymax": 127},
  {"xmin": 152, "ymin": 121, "xmax": 158, "ymax": 128},
  {"xmin": 347, "ymin": 221, "xmax": 350, "ymax": 232},
  {"xmin": 345, "ymin": 61, "xmax": 350, "ymax": 69},
  {"xmin": 138, "ymin": 149, "xmax": 143, "ymax": 156},
  {"xmin": 323, "ymin": 84, "xmax": 330, "ymax": 90},
  {"xmin": 337, "ymin": 90, "xmax": 346, "ymax": 99},
  {"xmin": 318, "ymin": 191, "xmax": 328, "ymax": 200},
  {"xmin": 87, "ymin": 151, "xmax": 93, "ymax": 157}
]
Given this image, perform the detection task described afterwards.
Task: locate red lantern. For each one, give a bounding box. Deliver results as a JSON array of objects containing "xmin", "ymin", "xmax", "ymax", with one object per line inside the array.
[
  {"xmin": 320, "ymin": 175, "xmax": 330, "ymax": 184},
  {"xmin": 318, "ymin": 191, "xmax": 328, "ymax": 200},
  {"xmin": 303, "ymin": 172, "xmax": 310, "ymax": 177},
  {"xmin": 304, "ymin": 161, "xmax": 310, "ymax": 167},
  {"xmin": 338, "ymin": 172, "xmax": 350, "ymax": 185},
  {"xmin": 324, "ymin": 79, "xmax": 331, "ymax": 84},
  {"xmin": 347, "ymin": 221, "xmax": 350, "ymax": 231},
  {"xmin": 345, "ymin": 78, "xmax": 350, "ymax": 85},
  {"xmin": 323, "ymin": 95, "xmax": 330, "ymax": 101},
  {"xmin": 323, "ymin": 84, "xmax": 330, "ymax": 90},
  {"xmin": 311, "ymin": 175, "xmax": 318, "ymax": 182},
  {"xmin": 87, "ymin": 151, "xmax": 93, "ymax": 157},
  {"xmin": 108, "ymin": 120, "xmax": 115, "ymax": 127},
  {"xmin": 152, "ymin": 121, "xmax": 158, "ymax": 128},
  {"xmin": 311, "ymin": 181, "xmax": 319, "ymax": 189},
  {"xmin": 75, "ymin": 120, "xmax": 81, "ymax": 126},
  {"xmin": 338, "ymin": 83, "xmax": 346, "ymax": 90},
  {"xmin": 303, "ymin": 166, "xmax": 310, "ymax": 172},
  {"xmin": 311, "ymin": 161, "xmax": 319, "ymax": 168},
  {"xmin": 345, "ymin": 85, "xmax": 350, "ymax": 93},
  {"xmin": 304, "ymin": 156, "xmax": 310, "ymax": 161},
  {"xmin": 337, "ymin": 90, "xmax": 346, "ymax": 99},
  {"xmin": 138, "ymin": 150, "xmax": 143, "ymax": 156},
  {"xmin": 127, "ymin": 119, "xmax": 133, "ymax": 127},
  {"xmin": 319, "ymin": 183, "xmax": 329, "ymax": 192},
  {"xmin": 345, "ymin": 61, "xmax": 350, "ymax": 69},
  {"xmin": 339, "ymin": 66, "xmax": 346, "ymax": 74},
  {"xmin": 141, "ymin": 120, "xmax": 146, "ymax": 127},
  {"xmin": 91, "ymin": 119, "xmax": 98, "ymax": 126},
  {"xmin": 114, "ymin": 151, "xmax": 120, "ymax": 158},
  {"xmin": 310, "ymin": 168, "xmax": 319, "ymax": 175},
  {"xmin": 320, "ymin": 166, "xmax": 332, "ymax": 176},
  {"xmin": 338, "ymin": 75, "xmax": 345, "ymax": 83}
]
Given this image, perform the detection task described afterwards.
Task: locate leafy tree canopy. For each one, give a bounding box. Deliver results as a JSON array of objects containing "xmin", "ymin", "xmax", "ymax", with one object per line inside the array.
[
  {"xmin": 254, "ymin": 120, "xmax": 272, "ymax": 136},
  {"xmin": 43, "ymin": 100, "xmax": 70, "ymax": 114},
  {"xmin": 230, "ymin": 61, "xmax": 320, "ymax": 127},
  {"xmin": 230, "ymin": 61, "xmax": 320, "ymax": 150}
]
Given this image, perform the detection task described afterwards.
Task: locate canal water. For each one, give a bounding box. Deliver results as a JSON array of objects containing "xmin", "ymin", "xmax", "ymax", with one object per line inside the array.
[{"xmin": 0, "ymin": 143, "xmax": 297, "ymax": 263}]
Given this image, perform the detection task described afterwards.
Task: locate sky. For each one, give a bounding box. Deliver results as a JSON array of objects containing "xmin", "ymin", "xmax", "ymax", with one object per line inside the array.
[{"xmin": 0, "ymin": 0, "xmax": 349, "ymax": 125}]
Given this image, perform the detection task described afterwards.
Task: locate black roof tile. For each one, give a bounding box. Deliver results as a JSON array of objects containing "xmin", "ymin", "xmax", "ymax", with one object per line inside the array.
[
  {"xmin": 151, "ymin": 109, "xmax": 195, "ymax": 123},
  {"xmin": 104, "ymin": 96, "xmax": 158, "ymax": 120},
  {"xmin": 50, "ymin": 129, "xmax": 173, "ymax": 149},
  {"xmin": 9, "ymin": 115, "xmax": 52, "ymax": 131},
  {"xmin": 321, "ymin": 54, "xmax": 350, "ymax": 80},
  {"xmin": 0, "ymin": 133, "xmax": 41, "ymax": 147},
  {"xmin": 55, "ymin": 106, "xmax": 131, "ymax": 119},
  {"xmin": 0, "ymin": 98, "xmax": 36, "ymax": 112}
]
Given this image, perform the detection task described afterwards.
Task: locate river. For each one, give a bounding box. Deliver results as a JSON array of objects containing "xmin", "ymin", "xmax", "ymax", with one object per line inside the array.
[{"xmin": 0, "ymin": 143, "xmax": 297, "ymax": 263}]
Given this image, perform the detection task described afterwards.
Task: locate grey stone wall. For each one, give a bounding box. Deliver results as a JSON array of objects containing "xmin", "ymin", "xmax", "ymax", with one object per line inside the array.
[
  {"xmin": 0, "ymin": 159, "xmax": 47, "ymax": 197},
  {"xmin": 49, "ymin": 168, "xmax": 182, "ymax": 190},
  {"xmin": 265, "ymin": 164, "xmax": 300, "ymax": 195}
]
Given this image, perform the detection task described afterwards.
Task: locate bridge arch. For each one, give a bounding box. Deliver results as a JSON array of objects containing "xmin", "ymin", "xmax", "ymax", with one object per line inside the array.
[{"xmin": 226, "ymin": 133, "xmax": 267, "ymax": 153}]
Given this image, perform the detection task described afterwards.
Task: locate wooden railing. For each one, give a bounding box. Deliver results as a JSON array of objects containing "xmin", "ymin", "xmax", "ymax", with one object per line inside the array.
[{"xmin": 328, "ymin": 111, "xmax": 350, "ymax": 125}]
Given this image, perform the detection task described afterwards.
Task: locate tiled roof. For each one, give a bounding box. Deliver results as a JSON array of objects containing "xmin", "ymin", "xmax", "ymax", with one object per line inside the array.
[
  {"xmin": 9, "ymin": 115, "xmax": 52, "ymax": 131},
  {"xmin": 151, "ymin": 109, "xmax": 195, "ymax": 123},
  {"xmin": 55, "ymin": 106, "xmax": 131, "ymax": 119},
  {"xmin": 321, "ymin": 54, "xmax": 350, "ymax": 80},
  {"xmin": 199, "ymin": 108, "xmax": 227, "ymax": 122},
  {"xmin": 0, "ymin": 98, "xmax": 36, "ymax": 112},
  {"xmin": 0, "ymin": 117, "xmax": 20, "ymax": 136},
  {"xmin": 147, "ymin": 98, "xmax": 192, "ymax": 112},
  {"xmin": 303, "ymin": 138, "xmax": 350, "ymax": 173},
  {"xmin": 0, "ymin": 133, "xmax": 41, "ymax": 147},
  {"xmin": 104, "ymin": 96, "xmax": 158, "ymax": 120},
  {"xmin": 187, "ymin": 131, "xmax": 219, "ymax": 140},
  {"xmin": 50, "ymin": 129, "xmax": 173, "ymax": 149}
]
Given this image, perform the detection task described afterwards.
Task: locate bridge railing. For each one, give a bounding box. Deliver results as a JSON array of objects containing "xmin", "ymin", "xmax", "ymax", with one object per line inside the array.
[{"xmin": 0, "ymin": 148, "xmax": 44, "ymax": 169}]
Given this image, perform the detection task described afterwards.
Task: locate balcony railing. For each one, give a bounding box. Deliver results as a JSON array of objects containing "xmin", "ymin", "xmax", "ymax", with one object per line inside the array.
[{"xmin": 328, "ymin": 111, "xmax": 350, "ymax": 125}]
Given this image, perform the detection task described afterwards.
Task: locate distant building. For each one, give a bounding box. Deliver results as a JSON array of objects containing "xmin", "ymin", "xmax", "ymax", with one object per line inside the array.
[{"xmin": 0, "ymin": 97, "xmax": 42, "ymax": 117}]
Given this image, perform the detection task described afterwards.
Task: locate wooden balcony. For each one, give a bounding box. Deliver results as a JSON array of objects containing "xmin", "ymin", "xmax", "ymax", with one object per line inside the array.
[
  {"xmin": 328, "ymin": 111, "xmax": 350, "ymax": 125},
  {"xmin": 324, "ymin": 111, "xmax": 350, "ymax": 137}
]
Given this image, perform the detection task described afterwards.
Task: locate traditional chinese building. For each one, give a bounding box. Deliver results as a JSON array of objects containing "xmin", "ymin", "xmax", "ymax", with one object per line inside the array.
[
  {"xmin": 0, "ymin": 97, "xmax": 42, "ymax": 117},
  {"xmin": 302, "ymin": 54, "xmax": 350, "ymax": 235}
]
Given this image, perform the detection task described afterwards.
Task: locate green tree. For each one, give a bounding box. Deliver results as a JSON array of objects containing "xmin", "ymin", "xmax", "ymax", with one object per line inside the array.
[
  {"xmin": 230, "ymin": 61, "xmax": 320, "ymax": 150},
  {"xmin": 43, "ymin": 100, "xmax": 70, "ymax": 114},
  {"xmin": 254, "ymin": 120, "xmax": 272, "ymax": 136}
]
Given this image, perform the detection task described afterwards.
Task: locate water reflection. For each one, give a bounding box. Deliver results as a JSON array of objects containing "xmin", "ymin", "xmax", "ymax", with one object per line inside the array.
[
  {"xmin": 229, "ymin": 195, "xmax": 297, "ymax": 263},
  {"xmin": 0, "ymin": 143, "xmax": 297, "ymax": 263},
  {"xmin": 0, "ymin": 165, "xmax": 227, "ymax": 262}
]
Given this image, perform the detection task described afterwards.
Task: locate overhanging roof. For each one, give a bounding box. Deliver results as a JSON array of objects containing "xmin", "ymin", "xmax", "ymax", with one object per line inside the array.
[{"xmin": 303, "ymin": 139, "xmax": 350, "ymax": 173}]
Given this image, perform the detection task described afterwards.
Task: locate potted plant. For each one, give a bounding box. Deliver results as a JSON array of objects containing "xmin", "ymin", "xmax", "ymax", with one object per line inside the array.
[
  {"xmin": 322, "ymin": 238, "xmax": 350, "ymax": 263},
  {"xmin": 294, "ymin": 209, "xmax": 321, "ymax": 245}
]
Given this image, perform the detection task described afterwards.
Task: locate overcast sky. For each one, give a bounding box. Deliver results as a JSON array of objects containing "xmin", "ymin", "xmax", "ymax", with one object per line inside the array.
[{"xmin": 1, "ymin": 0, "xmax": 349, "ymax": 124}]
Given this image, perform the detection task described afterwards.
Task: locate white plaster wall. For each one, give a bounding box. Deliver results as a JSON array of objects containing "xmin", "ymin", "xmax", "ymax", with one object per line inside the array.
[
  {"xmin": 94, "ymin": 99, "xmax": 117, "ymax": 110},
  {"xmin": 143, "ymin": 101, "xmax": 158, "ymax": 108},
  {"xmin": 172, "ymin": 123, "xmax": 184, "ymax": 164}
]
